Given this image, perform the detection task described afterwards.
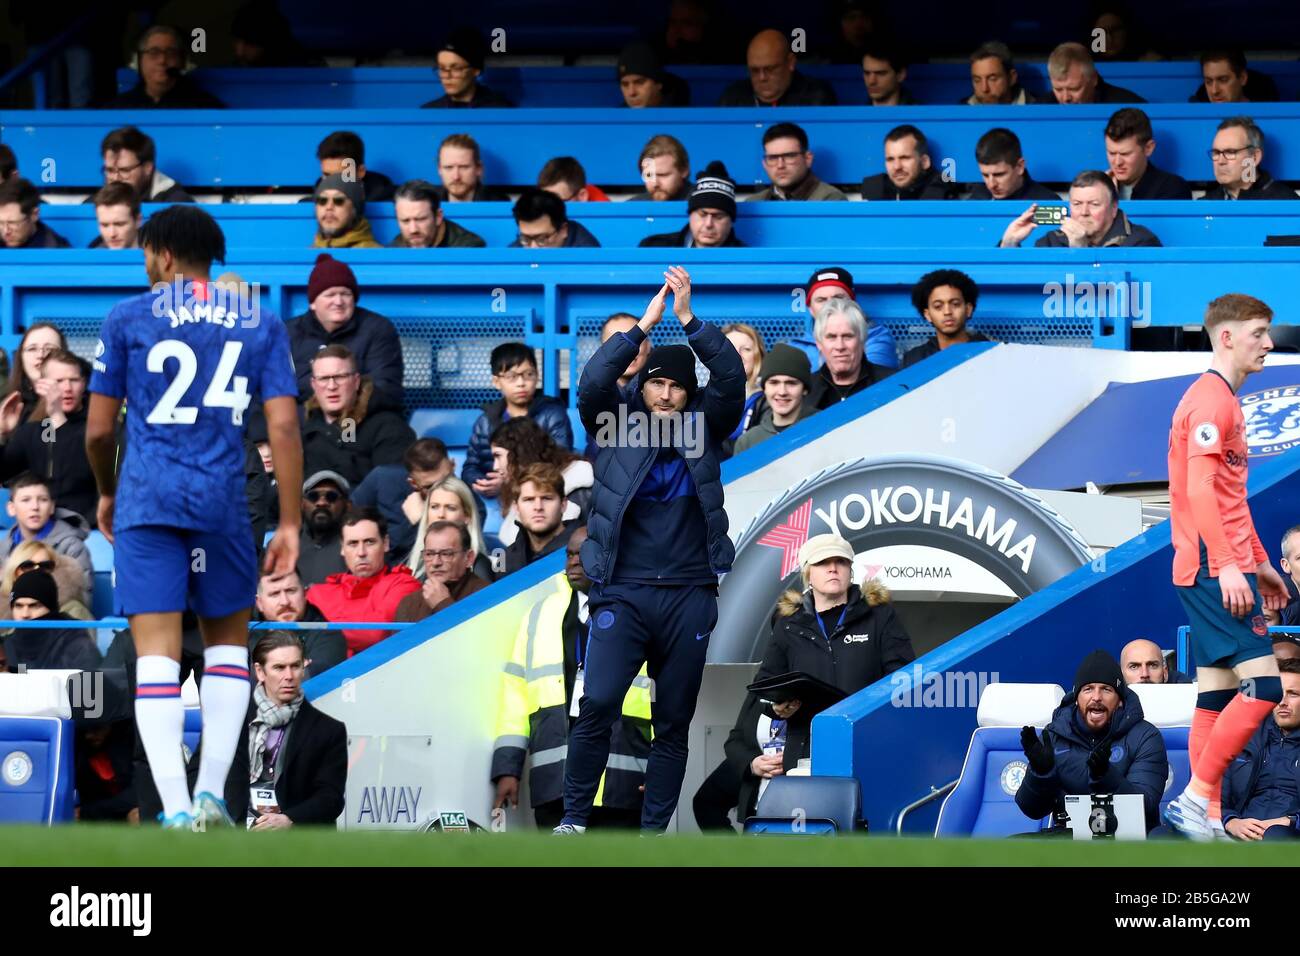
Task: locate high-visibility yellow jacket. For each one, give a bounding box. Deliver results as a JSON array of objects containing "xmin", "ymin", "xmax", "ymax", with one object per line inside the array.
[{"xmin": 490, "ymin": 579, "xmax": 652, "ymax": 810}]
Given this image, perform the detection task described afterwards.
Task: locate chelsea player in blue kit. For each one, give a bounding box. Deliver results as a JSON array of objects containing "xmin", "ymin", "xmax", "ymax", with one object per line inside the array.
[{"xmin": 85, "ymin": 206, "xmax": 304, "ymax": 828}]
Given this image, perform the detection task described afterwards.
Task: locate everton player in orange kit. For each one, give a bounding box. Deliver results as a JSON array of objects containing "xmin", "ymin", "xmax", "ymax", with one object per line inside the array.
[{"xmin": 1164, "ymin": 294, "xmax": 1289, "ymax": 839}]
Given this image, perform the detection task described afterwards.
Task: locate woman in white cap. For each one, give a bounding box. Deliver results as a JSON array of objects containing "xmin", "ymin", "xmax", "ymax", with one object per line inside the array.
[{"xmin": 753, "ymin": 532, "xmax": 916, "ymax": 773}]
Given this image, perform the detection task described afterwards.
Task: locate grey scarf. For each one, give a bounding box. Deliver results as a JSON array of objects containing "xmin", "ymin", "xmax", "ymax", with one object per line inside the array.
[{"xmin": 249, "ymin": 683, "xmax": 303, "ymax": 782}]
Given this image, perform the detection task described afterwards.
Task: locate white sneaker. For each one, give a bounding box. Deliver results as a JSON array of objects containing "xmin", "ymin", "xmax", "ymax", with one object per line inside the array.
[
  {"xmin": 552, "ymin": 823, "xmax": 587, "ymax": 835},
  {"xmin": 1163, "ymin": 791, "xmax": 1214, "ymax": 841},
  {"xmin": 1210, "ymin": 817, "xmax": 1229, "ymax": 840}
]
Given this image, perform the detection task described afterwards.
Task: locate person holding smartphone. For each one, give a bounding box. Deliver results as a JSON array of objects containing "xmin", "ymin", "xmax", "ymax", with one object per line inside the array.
[{"xmin": 998, "ymin": 170, "xmax": 1162, "ymax": 248}]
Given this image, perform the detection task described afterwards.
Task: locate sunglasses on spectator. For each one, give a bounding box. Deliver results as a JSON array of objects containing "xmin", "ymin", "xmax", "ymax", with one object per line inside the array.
[
  {"xmin": 315, "ymin": 195, "xmax": 350, "ymax": 207},
  {"xmin": 307, "ymin": 490, "xmax": 342, "ymax": 504},
  {"xmin": 17, "ymin": 560, "xmax": 55, "ymax": 574}
]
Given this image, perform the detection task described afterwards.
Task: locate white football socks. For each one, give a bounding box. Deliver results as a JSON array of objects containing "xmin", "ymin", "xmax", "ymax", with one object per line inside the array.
[
  {"xmin": 134, "ymin": 655, "xmax": 190, "ymax": 819},
  {"xmin": 193, "ymin": 645, "xmax": 251, "ymax": 801}
]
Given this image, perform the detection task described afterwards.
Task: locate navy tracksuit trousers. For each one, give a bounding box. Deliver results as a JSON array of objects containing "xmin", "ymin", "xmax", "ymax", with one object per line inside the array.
[{"xmin": 562, "ymin": 581, "xmax": 717, "ymax": 830}]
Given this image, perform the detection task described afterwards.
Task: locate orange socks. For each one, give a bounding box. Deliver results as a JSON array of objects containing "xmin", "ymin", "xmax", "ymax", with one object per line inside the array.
[
  {"xmin": 1188, "ymin": 707, "xmax": 1223, "ymax": 817},
  {"xmin": 1189, "ymin": 693, "xmax": 1277, "ymax": 799}
]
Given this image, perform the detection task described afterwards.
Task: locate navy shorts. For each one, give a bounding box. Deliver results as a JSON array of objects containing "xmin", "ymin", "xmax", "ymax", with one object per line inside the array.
[
  {"xmin": 1175, "ymin": 564, "xmax": 1272, "ymax": 669},
  {"xmin": 113, "ymin": 525, "xmax": 257, "ymax": 618}
]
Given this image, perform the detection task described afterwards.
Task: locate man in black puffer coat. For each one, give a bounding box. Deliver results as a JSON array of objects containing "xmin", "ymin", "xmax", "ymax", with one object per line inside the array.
[
  {"xmin": 300, "ymin": 352, "xmax": 415, "ymax": 489},
  {"xmin": 287, "ymin": 255, "xmax": 405, "ymax": 411},
  {"xmin": 558, "ymin": 266, "xmax": 744, "ymax": 834},
  {"xmin": 1016, "ymin": 650, "xmax": 1169, "ymax": 833}
]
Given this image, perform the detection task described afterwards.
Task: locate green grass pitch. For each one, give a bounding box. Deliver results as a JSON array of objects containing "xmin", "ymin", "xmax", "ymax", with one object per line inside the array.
[{"xmin": 6, "ymin": 827, "xmax": 1297, "ymax": 866}]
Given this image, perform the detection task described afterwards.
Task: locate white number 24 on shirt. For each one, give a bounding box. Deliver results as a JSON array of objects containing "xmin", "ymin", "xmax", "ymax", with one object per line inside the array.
[{"xmin": 145, "ymin": 339, "xmax": 252, "ymax": 426}]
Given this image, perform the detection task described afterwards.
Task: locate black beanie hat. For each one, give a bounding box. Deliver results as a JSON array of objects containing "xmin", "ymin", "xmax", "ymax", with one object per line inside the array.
[
  {"xmin": 11, "ymin": 568, "xmax": 59, "ymax": 614},
  {"xmin": 441, "ymin": 27, "xmax": 487, "ymax": 72},
  {"xmin": 618, "ymin": 41, "xmax": 665, "ymax": 83},
  {"xmin": 807, "ymin": 266, "xmax": 856, "ymax": 301},
  {"xmin": 688, "ymin": 161, "xmax": 737, "ymax": 220},
  {"xmin": 639, "ymin": 344, "xmax": 698, "ymax": 402},
  {"xmin": 759, "ymin": 343, "xmax": 813, "ymax": 392},
  {"xmin": 1073, "ymin": 649, "xmax": 1124, "ymax": 694}
]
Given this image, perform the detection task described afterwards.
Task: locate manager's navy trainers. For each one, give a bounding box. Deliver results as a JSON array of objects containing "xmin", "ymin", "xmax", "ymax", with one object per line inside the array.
[
  {"xmin": 159, "ymin": 811, "xmax": 195, "ymax": 830},
  {"xmin": 191, "ymin": 791, "xmax": 236, "ymax": 829},
  {"xmin": 552, "ymin": 823, "xmax": 587, "ymax": 835},
  {"xmin": 1163, "ymin": 791, "xmax": 1214, "ymax": 841}
]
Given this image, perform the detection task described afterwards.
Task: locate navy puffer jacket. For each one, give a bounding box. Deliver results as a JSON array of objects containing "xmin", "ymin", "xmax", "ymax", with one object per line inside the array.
[
  {"xmin": 578, "ymin": 317, "xmax": 744, "ymax": 584},
  {"xmin": 1015, "ymin": 685, "xmax": 1169, "ymax": 832}
]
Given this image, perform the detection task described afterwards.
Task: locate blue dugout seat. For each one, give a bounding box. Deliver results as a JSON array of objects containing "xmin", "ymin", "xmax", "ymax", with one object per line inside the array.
[
  {"xmin": 0, "ymin": 715, "xmax": 75, "ymax": 824},
  {"xmin": 1129, "ymin": 682, "xmax": 1197, "ymax": 820},
  {"xmin": 0, "ymin": 671, "xmax": 82, "ymax": 824},
  {"xmin": 935, "ymin": 681, "xmax": 1195, "ymax": 837},
  {"xmin": 183, "ymin": 708, "xmax": 202, "ymax": 757},
  {"xmin": 935, "ymin": 683, "xmax": 1064, "ymax": 837},
  {"xmin": 744, "ymin": 775, "xmax": 865, "ymax": 835}
]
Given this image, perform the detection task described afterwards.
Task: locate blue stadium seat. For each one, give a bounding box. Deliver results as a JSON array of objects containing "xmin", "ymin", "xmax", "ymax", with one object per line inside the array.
[
  {"xmin": 123, "ymin": 62, "xmax": 1300, "ymax": 112},
  {"xmin": 935, "ymin": 683, "xmax": 1064, "ymax": 837},
  {"xmin": 409, "ymin": 409, "xmax": 480, "ymax": 449},
  {"xmin": 183, "ymin": 707, "xmax": 202, "ymax": 757},
  {"xmin": 12, "ymin": 103, "xmax": 1300, "ymax": 187},
  {"xmin": 0, "ymin": 715, "xmax": 75, "ymax": 824},
  {"xmin": 934, "ymin": 727, "xmax": 1052, "ymax": 837},
  {"xmin": 32, "ymin": 201, "xmax": 1300, "ymax": 252},
  {"xmin": 85, "ymin": 530, "xmax": 115, "ymax": 623},
  {"xmin": 410, "ymin": 408, "xmax": 481, "ymax": 479},
  {"xmin": 85, "ymin": 530, "xmax": 112, "ymax": 571},
  {"xmin": 568, "ymin": 408, "xmax": 585, "ymax": 450},
  {"xmin": 1128, "ymin": 682, "xmax": 1197, "ymax": 819},
  {"xmin": 744, "ymin": 775, "xmax": 865, "ymax": 834},
  {"xmin": 1159, "ymin": 727, "xmax": 1191, "ymax": 820}
]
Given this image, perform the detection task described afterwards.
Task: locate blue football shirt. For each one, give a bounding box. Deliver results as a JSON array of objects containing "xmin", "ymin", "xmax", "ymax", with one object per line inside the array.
[{"xmin": 89, "ymin": 283, "xmax": 298, "ymax": 534}]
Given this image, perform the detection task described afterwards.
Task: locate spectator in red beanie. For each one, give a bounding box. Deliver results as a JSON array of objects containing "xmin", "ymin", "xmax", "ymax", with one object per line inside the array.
[{"xmin": 286, "ymin": 254, "xmax": 405, "ymax": 410}]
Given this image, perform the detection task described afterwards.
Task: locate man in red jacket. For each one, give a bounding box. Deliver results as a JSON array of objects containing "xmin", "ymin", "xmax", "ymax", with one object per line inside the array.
[{"xmin": 306, "ymin": 508, "xmax": 421, "ymax": 656}]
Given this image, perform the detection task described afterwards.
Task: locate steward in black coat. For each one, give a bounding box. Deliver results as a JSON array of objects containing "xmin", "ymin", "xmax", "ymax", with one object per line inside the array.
[{"xmin": 754, "ymin": 581, "xmax": 915, "ymax": 772}]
